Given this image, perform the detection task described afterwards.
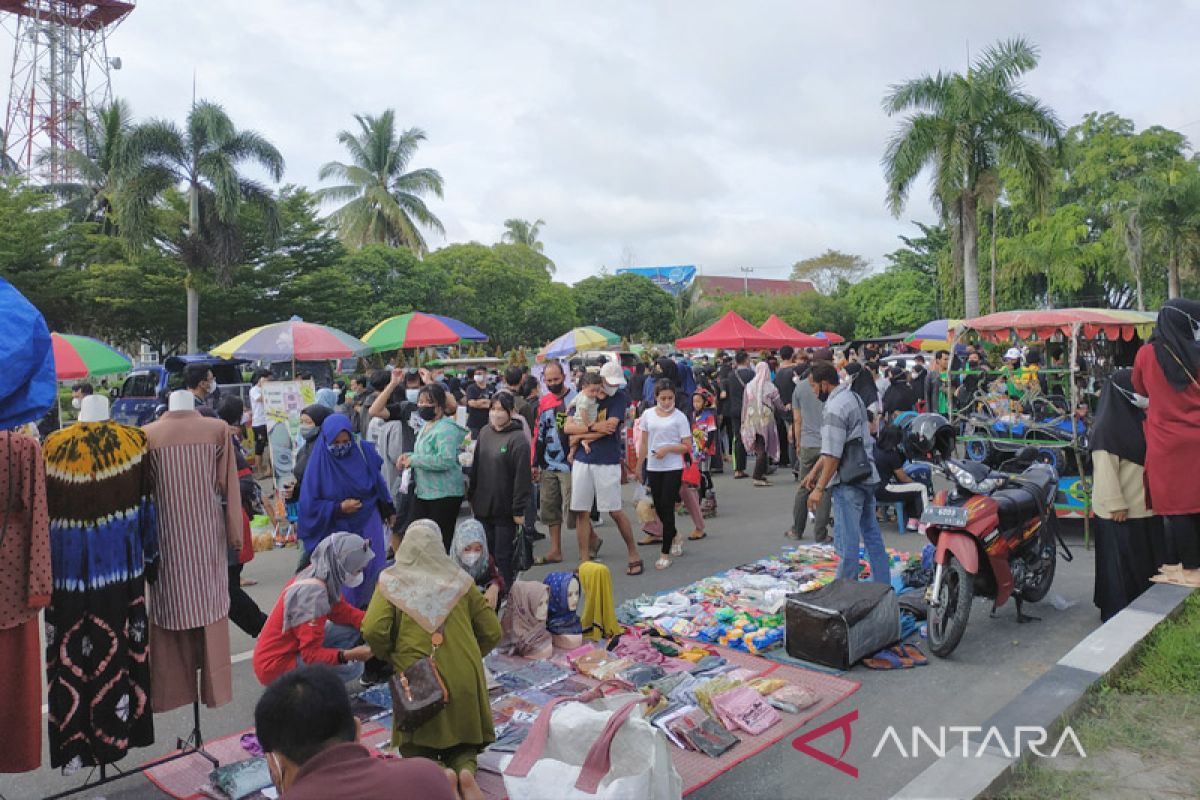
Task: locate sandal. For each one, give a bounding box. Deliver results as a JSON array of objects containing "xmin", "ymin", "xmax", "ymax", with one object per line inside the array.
[
  {"xmin": 688, "ymin": 530, "xmax": 707, "ymax": 541},
  {"xmin": 733, "ymin": 472, "xmax": 748, "ymax": 479},
  {"xmin": 627, "ymin": 559, "xmax": 644, "ymax": 576},
  {"xmin": 863, "ymin": 645, "xmax": 916, "ymax": 670},
  {"xmin": 753, "ymin": 479, "xmax": 771, "ymax": 487},
  {"xmin": 900, "ymin": 644, "xmax": 928, "ymax": 666},
  {"xmin": 533, "ymin": 554, "xmax": 563, "ymax": 566},
  {"xmin": 654, "ymin": 556, "xmax": 672, "ymax": 570},
  {"xmin": 638, "ymin": 535, "xmax": 663, "ymax": 546},
  {"xmin": 589, "ymin": 537, "xmax": 604, "ymax": 559},
  {"xmin": 670, "ymin": 540, "xmax": 683, "ymax": 557}
]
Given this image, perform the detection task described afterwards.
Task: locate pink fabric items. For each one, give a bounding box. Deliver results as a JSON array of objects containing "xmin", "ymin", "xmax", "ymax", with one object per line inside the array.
[
  {"xmin": 611, "ymin": 629, "xmax": 693, "ymax": 673},
  {"xmin": 711, "ymin": 685, "xmax": 781, "ymax": 736}
]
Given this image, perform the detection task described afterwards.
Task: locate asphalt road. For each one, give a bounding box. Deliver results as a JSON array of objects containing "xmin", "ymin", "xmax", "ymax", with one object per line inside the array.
[{"xmin": 3, "ymin": 467, "xmax": 1100, "ymax": 800}]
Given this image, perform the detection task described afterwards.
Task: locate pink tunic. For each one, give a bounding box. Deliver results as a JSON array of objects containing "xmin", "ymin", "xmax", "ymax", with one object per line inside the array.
[{"xmin": 1132, "ymin": 344, "xmax": 1200, "ymax": 515}]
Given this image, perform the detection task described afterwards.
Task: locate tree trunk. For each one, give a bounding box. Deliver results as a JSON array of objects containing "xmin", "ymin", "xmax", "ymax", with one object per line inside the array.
[
  {"xmin": 186, "ymin": 274, "xmax": 199, "ymax": 354},
  {"xmin": 962, "ymin": 194, "xmax": 981, "ymax": 318},
  {"xmin": 1168, "ymin": 247, "xmax": 1181, "ymax": 299},
  {"xmin": 990, "ymin": 202, "xmax": 998, "ymax": 313}
]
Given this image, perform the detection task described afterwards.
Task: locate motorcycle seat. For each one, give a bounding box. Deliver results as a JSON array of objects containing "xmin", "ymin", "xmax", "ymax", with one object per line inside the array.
[
  {"xmin": 991, "ymin": 487, "xmax": 1041, "ymax": 533},
  {"xmin": 1015, "ymin": 464, "xmax": 1057, "ymax": 500}
]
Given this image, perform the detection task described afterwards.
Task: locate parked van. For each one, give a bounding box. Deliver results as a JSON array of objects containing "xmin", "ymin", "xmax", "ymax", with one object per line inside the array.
[{"xmin": 112, "ymin": 354, "xmax": 250, "ymax": 426}]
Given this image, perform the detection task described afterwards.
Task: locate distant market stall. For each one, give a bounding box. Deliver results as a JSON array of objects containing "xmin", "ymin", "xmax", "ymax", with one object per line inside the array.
[{"xmin": 676, "ymin": 311, "xmax": 784, "ymax": 350}]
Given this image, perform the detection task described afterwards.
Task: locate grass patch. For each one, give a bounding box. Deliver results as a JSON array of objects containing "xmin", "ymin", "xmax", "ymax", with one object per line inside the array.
[{"xmin": 992, "ymin": 591, "xmax": 1200, "ymax": 799}]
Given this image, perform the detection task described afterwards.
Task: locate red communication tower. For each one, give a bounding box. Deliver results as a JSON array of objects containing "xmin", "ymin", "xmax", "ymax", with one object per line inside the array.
[{"xmin": 1, "ymin": 0, "xmax": 134, "ymax": 182}]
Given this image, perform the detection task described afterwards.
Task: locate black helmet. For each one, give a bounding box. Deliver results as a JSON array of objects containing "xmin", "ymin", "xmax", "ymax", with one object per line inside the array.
[{"xmin": 905, "ymin": 413, "xmax": 955, "ymax": 460}]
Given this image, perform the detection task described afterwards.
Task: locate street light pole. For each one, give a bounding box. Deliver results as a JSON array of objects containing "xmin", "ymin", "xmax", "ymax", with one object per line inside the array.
[{"xmin": 740, "ymin": 266, "xmax": 754, "ymax": 296}]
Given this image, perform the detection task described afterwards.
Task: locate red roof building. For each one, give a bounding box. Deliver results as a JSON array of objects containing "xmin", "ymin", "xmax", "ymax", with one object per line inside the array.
[{"xmin": 695, "ymin": 275, "xmax": 815, "ymax": 300}]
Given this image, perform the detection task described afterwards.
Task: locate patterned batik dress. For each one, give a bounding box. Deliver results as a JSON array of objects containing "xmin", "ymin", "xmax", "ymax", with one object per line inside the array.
[{"xmin": 42, "ymin": 422, "xmax": 159, "ymax": 770}]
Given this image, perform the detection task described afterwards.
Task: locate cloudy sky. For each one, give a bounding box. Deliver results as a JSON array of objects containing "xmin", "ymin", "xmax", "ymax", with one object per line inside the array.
[{"xmin": 6, "ymin": 1, "xmax": 1199, "ymax": 283}]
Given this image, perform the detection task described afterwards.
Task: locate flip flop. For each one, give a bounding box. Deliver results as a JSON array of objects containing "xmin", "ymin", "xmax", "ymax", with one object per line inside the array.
[
  {"xmin": 733, "ymin": 473, "xmax": 748, "ymax": 480},
  {"xmin": 590, "ymin": 537, "xmax": 604, "ymax": 559},
  {"xmin": 753, "ymin": 479, "xmax": 771, "ymax": 487},
  {"xmin": 688, "ymin": 530, "xmax": 707, "ymax": 541},
  {"xmin": 638, "ymin": 535, "xmax": 663, "ymax": 546},
  {"xmin": 1151, "ymin": 571, "xmax": 1200, "ymax": 587},
  {"xmin": 627, "ymin": 559, "xmax": 644, "ymax": 576},
  {"xmin": 863, "ymin": 646, "xmax": 915, "ymax": 670},
  {"xmin": 900, "ymin": 643, "xmax": 928, "ymax": 666},
  {"xmin": 533, "ymin": 555, "xmax": 563, "ymax": 566}
]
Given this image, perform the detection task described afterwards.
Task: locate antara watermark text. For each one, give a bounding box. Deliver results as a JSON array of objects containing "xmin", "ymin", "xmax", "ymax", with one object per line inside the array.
[{"xmin": 872, "ymin": 725, "xmax": 1087, "ymax": 760}]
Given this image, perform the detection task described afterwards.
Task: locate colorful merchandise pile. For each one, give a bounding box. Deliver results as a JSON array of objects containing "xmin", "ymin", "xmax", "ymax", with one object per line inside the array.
[{"xmin": 617, "ymin": 544, "xmax": 915, "ymax": 653}]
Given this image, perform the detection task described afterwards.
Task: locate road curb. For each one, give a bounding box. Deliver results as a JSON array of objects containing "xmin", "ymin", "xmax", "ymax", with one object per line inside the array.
[{"xmin": 891, "ymin": 583, "xmax": 1195, "ymax": 800}]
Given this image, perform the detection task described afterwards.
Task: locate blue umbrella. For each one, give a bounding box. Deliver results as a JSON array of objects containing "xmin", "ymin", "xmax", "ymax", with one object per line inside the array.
[
  {"xmin": 428, "ymin": 314, "xmax": 488, "ymax": 342},
  {"xmin": 0, "ymin": 277, "xmax": 56, "ymax": 428}
]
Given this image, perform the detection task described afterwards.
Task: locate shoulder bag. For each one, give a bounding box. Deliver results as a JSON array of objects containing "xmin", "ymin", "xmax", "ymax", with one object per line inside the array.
[
  {"xmin": 389, "ymin": 623, "xmax": 449, "ymax": 732},
  {"xmin": 837, "ymin": 393, "xmax": 873, "ymax": 485}
]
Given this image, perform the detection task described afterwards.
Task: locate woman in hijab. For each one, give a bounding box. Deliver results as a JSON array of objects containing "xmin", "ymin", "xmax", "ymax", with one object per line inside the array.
[
  {"xmin": 252, "ymin": 532, "xmax": 375, "ymax": 685},
  {"xmin": 1090, "ymin": 370, "xmax": 1164, "ymax": 620},
  {"xmin": 363, "ymin": 519, "xmax": 502, "ymax": 774},
  {"xmin": 451, "ymin": 518, "xmax": 505, "ymax": 610},
  {"xmin": 298, "ymin": 414, "xmax": 394, "ymax": 607},
  {"xmin": 846, "ymin": 362, "xmax": 880, "ymax": 412},
  {"xmin": 288, "ymin": 404, "xmax": 333, "ymax": 502},
  {"xmin": 882, "ymin": 367, "xmax": 917, "ymax": 420},
  {"xmin": 1133, "ymin": 299, "xmax": 1200, "ymax": 587},
  {"xmin": 740, "ymin": 361, "xmax": 785, "ymax": 487}
]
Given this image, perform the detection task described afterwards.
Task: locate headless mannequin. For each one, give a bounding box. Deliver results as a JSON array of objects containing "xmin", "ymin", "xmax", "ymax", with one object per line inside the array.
[
  {"xmin": 531, "ymin": 596, "xmax": 553, "ymax": 661},
  {"xmin": 169, "ymin": 389, "xmax": 194, "ymax": 412},
  {"xmin": 78, "ymin": 394, "xmax": 111, "ymax": 422},
  {"xmin": 550, "ymin": 577, "xmax": 583, "ymax": 650}
]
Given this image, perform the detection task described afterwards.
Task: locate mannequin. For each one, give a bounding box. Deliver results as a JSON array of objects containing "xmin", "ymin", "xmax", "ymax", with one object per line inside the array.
[
  {"xmin": 144, "ymin": 394, "xmax": 241, "ymax": 713},
  {"xmin": 0, "ymin": 429, "xmax": 51, "ymax": 774},
  {"xmin": 43, "ymin": 410, "xmax": 158, "ymax": 769},
  {"xmin": 498, "ymin": 581, "xmax": 552, "ymax": 660},
  {"xmin": 544, "ymin": 571, "xmax": 584, "ymax": 650},
  {"xmin": 532, "ymin": 594, "xmax": 554, "ymax": 660},
  {"xmin": 78, "ymin": 393, "xmax": 111, "ymax": 422}
]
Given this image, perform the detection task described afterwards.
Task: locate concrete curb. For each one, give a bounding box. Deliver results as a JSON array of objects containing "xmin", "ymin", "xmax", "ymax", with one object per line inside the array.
[{"xmin": 891, "ymin": 583, "xmax": 1195, "ymax": 800}]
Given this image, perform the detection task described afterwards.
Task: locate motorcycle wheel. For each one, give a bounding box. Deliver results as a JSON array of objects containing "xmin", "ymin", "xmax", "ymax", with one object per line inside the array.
[
  {"xmin": 928, "ymin": 556, "xmax": 974, "ymax": 657},
  {"xmin": 1019, "ymin": 543, "xmax": 1057, "ymax": 603}
]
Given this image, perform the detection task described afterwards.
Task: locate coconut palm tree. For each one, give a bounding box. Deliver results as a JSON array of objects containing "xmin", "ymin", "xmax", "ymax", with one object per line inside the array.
[
  {"xmin": 882, "ymin": 38, "xmax": 1062, "ymax": 317},
  {"xmin": 0, "ymin": 127, "xmax": 17, "ymax": 175},
  {"xmin": 42, "ymin": 99, "xmax": 141, "ymax": 233},
  {"xmin": 502, "ymin": 217, "xmax": 545, "ymax": 251},
  {"xmin": 121, "ymin": 100, "xmax": 285, "ymax": 352},
  {"xmin": 1138, "ymin": 161, "xmax": 1200, "ymax": 300},
  {"xmin": 316, "ymin": 110, "xmax": 444, "ymax": 254}
]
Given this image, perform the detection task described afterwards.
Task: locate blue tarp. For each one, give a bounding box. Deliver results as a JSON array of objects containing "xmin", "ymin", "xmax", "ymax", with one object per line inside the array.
[{"xmin": 0, "ymin": 277, "xmax": 55, "ymax": 428}]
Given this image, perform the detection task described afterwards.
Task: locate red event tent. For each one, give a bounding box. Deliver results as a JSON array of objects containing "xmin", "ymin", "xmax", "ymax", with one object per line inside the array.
[
  {"xmin": 676, "ymin": 311, "xmax": 785, "ymax": 350},
  {"xmin": 758, "ymin": 315, "xmax": 827, "ymax": 348}
]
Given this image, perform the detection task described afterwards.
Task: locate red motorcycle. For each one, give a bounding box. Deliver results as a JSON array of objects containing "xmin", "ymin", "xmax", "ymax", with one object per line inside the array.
[{"xmin": 903, "ymin": 416, "xmax": 1071, "ymax": 658}]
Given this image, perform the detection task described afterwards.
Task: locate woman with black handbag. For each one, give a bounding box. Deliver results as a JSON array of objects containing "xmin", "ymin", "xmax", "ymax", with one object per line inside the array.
[{"xmin": 362, "ymin": 519, "xmax": 502, "ymax": 774}]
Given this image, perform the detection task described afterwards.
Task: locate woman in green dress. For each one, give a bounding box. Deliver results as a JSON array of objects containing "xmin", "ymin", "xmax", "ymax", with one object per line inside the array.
[{"xmin": 362, "ymin": 518, "xmax": 502, "ymax": 773}]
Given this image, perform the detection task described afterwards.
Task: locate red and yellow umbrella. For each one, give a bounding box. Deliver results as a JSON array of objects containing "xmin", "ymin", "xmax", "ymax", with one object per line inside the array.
[{"xmin": 362, "ymin": 312, "xmax": 465, "ymax": 352}]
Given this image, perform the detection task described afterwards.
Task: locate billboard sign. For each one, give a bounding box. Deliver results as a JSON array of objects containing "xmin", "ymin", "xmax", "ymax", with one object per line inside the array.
[{"xmin": 616, "ymin": 265, "xmax": 697, "ymax": 296}]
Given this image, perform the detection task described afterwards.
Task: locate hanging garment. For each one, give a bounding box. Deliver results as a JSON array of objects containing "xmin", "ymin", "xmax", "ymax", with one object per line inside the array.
[
  {"xmin": 0, "ymin": 431, "xmax": 51, "ymax": 773},
  {"xmin": 43, "ymin": 421, "xmax": 160, "ymax": 769},
  {"xmin": 143, "ymin": 410, "xmax": 241, "ymax": 712}
]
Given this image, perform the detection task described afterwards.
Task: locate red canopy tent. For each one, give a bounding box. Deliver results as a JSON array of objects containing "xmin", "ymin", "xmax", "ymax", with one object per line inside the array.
[
  {"xmin": 676, "ymin": 311, "xmax": 785, "ymax": 350},
  {"xmin": 758, "ymin": 315, "xmax": 827, "ymax": 348}
]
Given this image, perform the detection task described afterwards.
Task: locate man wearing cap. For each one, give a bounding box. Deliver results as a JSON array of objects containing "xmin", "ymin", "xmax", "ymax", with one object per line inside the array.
[{"xmin": 563, "ymin": 361, "xmax": 643, "ymax": 575}]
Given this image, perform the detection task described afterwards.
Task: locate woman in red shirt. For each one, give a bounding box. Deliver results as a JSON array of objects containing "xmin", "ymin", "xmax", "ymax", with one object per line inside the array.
[
  {"xmin": 1132, "ymin": 299, "xmax": 1200, "ymax": 587},
  {"xmin": 253, "ymin": 532, "xmax": 376, "ymax": 685}
]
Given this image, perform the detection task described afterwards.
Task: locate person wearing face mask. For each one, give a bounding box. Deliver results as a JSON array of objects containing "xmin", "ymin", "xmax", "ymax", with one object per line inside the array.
[
  {"xmin": 297, "ymin": 415, "xmax": 394, "ymax": 607},
  {"xmin": 288, "ymin": 405, "xmax": 334, "ymax": 505},
  {"xmin": 531, "ymin": 361, "xmax": 577, "ymax": 565},
  {"xmin": 467, "ymin": 393, "xmax": 531, "ymax": 589},
  {"xmin": 254, "ymin": 666, "xmax": 464, "ymax": 800},
  {"xmin": 217, "ymin": 396, "xmax": 269, "ymax": 636},
  {"xmin": 182, "ymin": 363, "xmax": 219, "ymax": 418},
  {"xmin": 1133, "ymin": 298, "xmax": 1200, "ymax": 587},
  {"xmin": 253, "ymin": 532, "xmax": 376, "ymax": 686},
  {"xmin": 463, "ymin": 367, "xmax": 494, "ymax": 438},
  {"xmin": 70, "ymin": 381, "xmax": 93, "ymax": 416},
  {"xmin": 451, "ymin": 518, "xmax": 504, "ymax": 609},
  {"xmin": 396, "ymin": 384, "xmax": 468, "ymax": 549},
  {"xmin": 789, "ymin": 350, "xmax": 834, "ymax": 542},
  {"xmin": 1090, "ymin": 369, "xmax": 1164, "ymax": 620}
]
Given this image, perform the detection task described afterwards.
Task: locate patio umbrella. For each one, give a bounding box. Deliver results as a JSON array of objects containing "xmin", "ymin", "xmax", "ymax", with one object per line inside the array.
[
  {"xmin": 814, "ymin": 331, "xmax": 846, "ymax": 345},
  {"xmin": 904, "ymin": 319, "xmax": 960, "ymax": 351},
  {"xmin": 211, "ymin": 317, "xmax": 372, "ymax": 361},
  {"xmin": 362, "ymin": 312, "xmax": 464, "ymax": 351},
  {"xmin": 51, "ymin": 333, "xmax": 132, "ymax": 380},
  {"xmin": 758, "ymin": 315, "xmax": 827, "ymax": 348},
  {"xmin": 427, "ymin": 314, "xmax": 488, "ymax": 342},
  {"xmin": 539, "ymin": 326, "xmax": 621, "ymax": 360}
]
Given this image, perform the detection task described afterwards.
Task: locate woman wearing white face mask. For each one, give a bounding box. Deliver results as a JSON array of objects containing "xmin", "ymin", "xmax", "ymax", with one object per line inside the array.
[
  {"xmin": 253, "ymin": 532, "xmax": 376, "ymax": 686},
  {"xmin": 467, "ymin": 393, "xmax": 531, "ymax": 591},
  {"xmin": 451, "ymin": 518, "xmax": 504, "ymax": 609}
]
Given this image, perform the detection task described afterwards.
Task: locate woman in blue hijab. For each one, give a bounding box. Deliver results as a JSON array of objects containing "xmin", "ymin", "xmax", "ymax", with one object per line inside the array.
[{"xmin": 298, "ymin": 414, "xmax": 394, "ymax": 607}]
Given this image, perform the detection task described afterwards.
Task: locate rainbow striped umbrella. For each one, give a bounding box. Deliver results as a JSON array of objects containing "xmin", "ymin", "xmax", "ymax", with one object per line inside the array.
[
  {"xmin": 51, "ymin": 333, "xmax": 132, "ymax": 380},
  {"xmin": 427, "ymin": 314, "xmax": 488, "ymax": 342},
  {"xmin": 211, "ymin": 317, "xmax": 371, "ymax": 361},
  {"xmin": 539, "ymin": 326, "xmax": 621, "ymax": 360},
  {"xmin": 904, "ymin": 319, "xmax": 961, "ymax": 351},
  {"xmin": 362, "ymin": 312, "xmax": 468, "ymax": 352}
]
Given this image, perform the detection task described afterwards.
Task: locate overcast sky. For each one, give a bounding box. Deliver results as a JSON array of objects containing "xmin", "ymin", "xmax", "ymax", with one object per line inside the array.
[{"xmin": 6, "ymin": 1, "xmax": 1199, "ymax": 284}]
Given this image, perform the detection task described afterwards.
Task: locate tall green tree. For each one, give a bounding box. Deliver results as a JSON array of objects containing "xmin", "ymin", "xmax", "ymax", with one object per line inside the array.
[
  {"xmin": 790, "ymin": 249, "xmax": 870, "ymax": 294},
  {"xmin": 572, "ymin": 273, "xmax": 674, "ymax": 341},
  {"xmin": 882, "ymin": 37, "xmax": 1063, "ymax": 317},
  {"xmin": 317, "ymin": 110, "xmax": 444, "ymax": 254},
  {"xmin": 44, "ymin": 99, "xmax": 140, "ymax": 233},
  {"xmin": 1137, "ymin": 160, "xmax": 1200, "ymax": 300},
  {"xmin": 501, "ymin": 218, "xmax": 546, "ymax": 253},
  {"xmin": 122, "ymin": 100, "xmax": 285, "ymax": 352}
]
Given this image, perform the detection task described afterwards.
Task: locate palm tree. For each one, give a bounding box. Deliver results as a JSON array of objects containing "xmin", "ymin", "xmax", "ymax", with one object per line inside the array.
[
  {"xmin": 122, "ymin": 100, "xmax": 284, "ymax": 352},
  {"xmin": 43, "ymin": 99, "xmax": 140, "ymax": 233},
  {"xmin": 882, "ymin": 38, "xmax": 1062, "ymax": 317},
  {"xmin": 0, "ymin": 126, "xmax": 17, "ymax": 175},
  {"xmin": 502, "ymin": 218, "xmax": 545, "ymax": 251},
  {"xmin": 1138, "ymin": 162, "xmax": 1200, "ymax": 300},
  {"xmin": 317, "ymin": 110, "xmax": 444, "ymax": 254}
]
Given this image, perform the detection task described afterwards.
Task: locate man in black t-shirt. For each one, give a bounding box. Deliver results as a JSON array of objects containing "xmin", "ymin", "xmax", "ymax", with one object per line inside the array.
[
  {"xmin": 773, "ymin": 346, "xmax": 797, "ymax": 470},
  {"xmin": 369, "ymin": 368, "xmax": 425, "ymax": 452},
  {"xmin": 464, "ymin": 367, "xmax": 494, "ymax": 436},
  {"xmin": 721, "ymin": 350, "xmax": 756, "ymax": 477}
]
